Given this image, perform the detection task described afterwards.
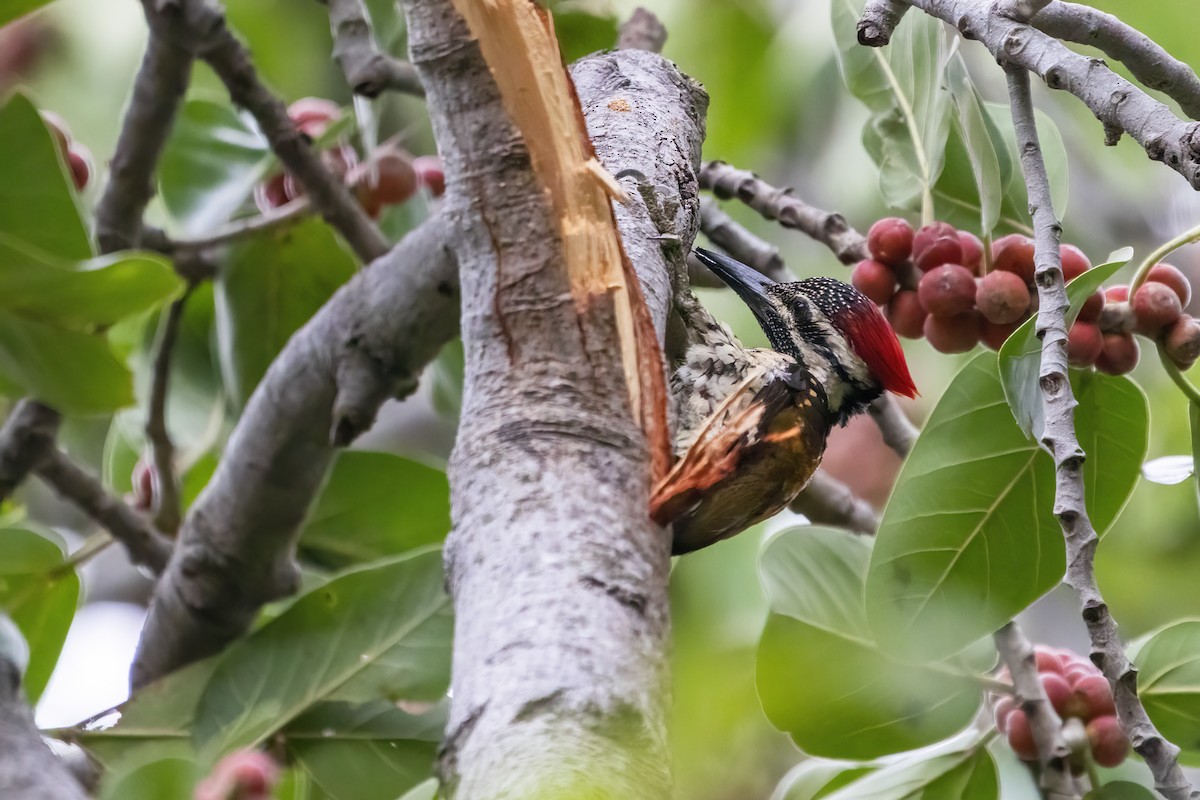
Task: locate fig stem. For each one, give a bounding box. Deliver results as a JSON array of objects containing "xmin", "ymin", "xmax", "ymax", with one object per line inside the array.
[{"xmin": 1129, "ymin": 220, "xmax": 1200, "ymax": 296}]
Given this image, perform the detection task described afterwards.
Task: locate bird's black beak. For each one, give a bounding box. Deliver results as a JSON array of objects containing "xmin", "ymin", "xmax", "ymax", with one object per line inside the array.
[{"xmin": 693, "ymin": 248, "xmax": 778, "ymax": 323}]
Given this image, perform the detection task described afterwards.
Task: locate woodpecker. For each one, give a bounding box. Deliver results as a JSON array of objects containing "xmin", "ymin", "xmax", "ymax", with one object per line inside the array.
[{"xmin": 652, "ymin": 248, "xmax": 917, "ymax": 554}]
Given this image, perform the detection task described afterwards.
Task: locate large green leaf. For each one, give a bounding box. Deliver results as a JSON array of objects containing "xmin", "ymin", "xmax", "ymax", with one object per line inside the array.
[
  {"xmin": 0, "ymin": 1, "xmax": 54, "ymax": 27},
  {"xmin": 0, "ymin": 527, "xmax": 79, "ymax": 703},
  {"xmin": 1086, "ymin": 783, "xmax": 1159, "ymax": 800},
  {"xmin": 214, "ymin": 217, "xmax": 357, "ymax": 409},
  {"xmin": 194, "ymin": 548, "xmax": 452, "ymax": 756},
  {"xmin": 0, "ymin": 311, "xmax": 135, "ymax": 414},
  {"xmin": 300, "ymin": 451, "xmax": 450, "ymax": 568},
  {"xmin": 0, "ymin": 93, "xmax": 91, "ymax": 260},
  {"xmin": 819, "ymin": 733, "xmax": 998, "ymax": 800},
  {"xmin": 286, "ymin": 701, "xmax": 443, "ymax": 800},
  {"xmin": 1073, "ymin": 371, "xmax": 1147, "ymax": 535},
  {"xmin": 1128, "ymin": 619, "xmax": 1200, "ymax": 765},
  {"xmin": 832, "ymin": 0, "xmax": 952, "ymax": 214},
  {"xmin": 998, "ymin": 251, "xmax": 1131, "ymax": 438},
  {"xmin": 945, "ymin": 54, "xmax": 1009, "ymax": 237},
  {"xmin": 757, "ymin": 527, "xmax": 981, "ymax": 759},
  {"xmin": 772, "ymin": 759, "xmax": 878, "ymax": 800},
  {"xmin": 158, "ymin": 98, "xmax": 272, "ymax": 235},
  {"xmin": 98, "ymin": 757, "xmax": 200, "ymax": 800},
  {"xmin": 0, "ymin": 235, "xmax": 180, "ymax": 329},
  {"xmin": 866, "ymin": 354, "xmax": 1064, "ymax": 659}
]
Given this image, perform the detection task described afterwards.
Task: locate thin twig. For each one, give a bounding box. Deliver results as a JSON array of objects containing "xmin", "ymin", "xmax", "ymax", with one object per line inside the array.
[
  {"xmin": 994, "ymin": 622, "xmax": 1078, "ymax": 799},
  {"xmin": 323, "ymin": 0, "xmax": 424, "ymax": 97},
  {"xmin": 894, "ymin": 0, "xmax": 1200, "ymax": 190},
  {"xmin": 788, "ymin": 470, "xmax": 879, "ymax": 535},
  {"xmin": 616, "ymin": 8, "xmax": 667, "ymax": 53},
  {"xmin": 0, "ymin": 401, "xmax": 61, "ymax": 504},
  {"xmin": 868, "ymin": 395, "xmax": 918, "ymax": 458},
  {"xmin": 35, "ymin": 449, "xmax": 172, "ymax": 575},
  {"xmin": 1031, "ymin": 2, "xmax": 1200, "ymax": 121},
  {"xmin": 698, "ymin": 198, "xmax": 791, "ymax": 282},
  {"xmin": 145, "ymin": 286, "xmax": 194, "ymax": 535},
  {"xmin": 1007, "ymin": 65, "xmax": 1199, "ymax": 800},
  {"xmin": 857, "ymin": 0, "xmax": 910, "ymax": 46},
  {"xmin": 171, "ymin": 198, "xmax": 311, "ymax": 254},
  {"xmin": 698, "ymin": 161, "xmax": 869, "ymax": 265}
]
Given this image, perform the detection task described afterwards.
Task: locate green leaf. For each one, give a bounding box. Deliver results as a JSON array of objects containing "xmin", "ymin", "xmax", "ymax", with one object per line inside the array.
[
  {"xmin": 214, "ymin": 217, "xmax": 357, "ymax": 409},
  {"xmin": 0, "ymin": 613, "xmax": 28, "ymax": 677},
  {"xmin": 286, "ymin": 701, "xmax": 443, "ymax": 800},
  {"xmin": 1073, "ymin": 371, "xmax": 1147, "ymax": 535},
  {"xmin": 0, "ymin": 528, "xmax": 79, "ymax": 703},
  {"xmin": 194, "ymin": 548, "xmax": 452, "ymax": 756},
  {"xmin": 1086, "ymin": 782, "xmax": 1159, "ymax": 800},
  {"xmin": 0, "ymin": 236, "xmax": 181, "ymax": 329},
  {"xmin": 945, "ymin": 54, "xmax": 1009, "ymax": 237},
  {"xmin": 757, "ymin": 527, "xmax": 981, "ymax": 759},
  {"xmin": 98, "ymin": 757, "xmax": 200, "ymax": 800},
  {"xmin": 1190, "ymin": 402, "xmax": 1200, "ymax": 514},
  {"xmin": 0, "ymin": 93, "xmax": 91, "ymax": 260},
  {"xmin": 772, "ymin": 759, "xmax": 877, "ymax": 800},
  {"xmin": 866, "ymin": 353, "xmax": 1064, "ymax": 660},
  {"xmin": 158, "ymin": 98, "xmax": 272, "ymax": 235},
  {"xmin": 998, "ymin": 250, "xmax": 1132, "ymax": 438},
  {"xmin": 1129, "ymin": 618, "xmax": 1200, "ymax": 764},
  {"xmin": 300, "ymin": 451, "xmax": 450, "ymax": 568},
  {"xmin": 397, "ymin": 779, "xmax": 439, "ymax": 800},
  {"xmin": 819, "ymin": 733, "xmax": 998, "ymax": 800},
  {"xmin": 993, "ymin": 102, "xmax": 1070, "ymax": 221},
  {"xmin": 832, "ymin": 0, "xmax": 952, "ymax": 214},
  {"xmin": 0, "ymin": 311, "xmax": 135, "ymax": 414}
]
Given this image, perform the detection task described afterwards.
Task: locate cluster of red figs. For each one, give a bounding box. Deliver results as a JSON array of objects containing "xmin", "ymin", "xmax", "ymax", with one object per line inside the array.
[
  {"xmin": 990, "ymin": 645, "xmax": 1130, "ymax": 768},
  {"xmin": 40, "ymin": 110, "xmax": 91, "ymax": 192},
  {"xmin": 853, "ymin": 218, "xmax": 1200, "ymax": 374},
  {"xmin": 194, "ymin": 750, "xmax": 279, "ymax": 800},
  {"xmin": 254, "ymin": 97, "xmax": 445, "ymax": 218}
]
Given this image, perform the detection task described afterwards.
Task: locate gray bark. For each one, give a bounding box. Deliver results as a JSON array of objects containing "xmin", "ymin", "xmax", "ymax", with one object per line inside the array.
[
  {"xmin": 401, "ymin": 0, "xmax": 706, "ymax": 795},
  {"xmin": 0, "ymin": 659, "xmax": 88, "ymax": 800}
]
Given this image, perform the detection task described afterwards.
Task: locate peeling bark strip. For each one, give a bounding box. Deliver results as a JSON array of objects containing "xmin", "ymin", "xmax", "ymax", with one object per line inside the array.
[
  {"xmin": 404, "ymin": 0, "xmax": 705, "ymax": 796},
  {"xmin": 450, "ymin": 0, "xmax": 671, "ymax": 482}
]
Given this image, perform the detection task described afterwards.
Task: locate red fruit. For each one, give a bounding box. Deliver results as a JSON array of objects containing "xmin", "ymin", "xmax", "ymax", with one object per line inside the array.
[
  {"xmin": 1072, "ymin": 674, "xmax": 1116, "ymax": 720},
  {"xmin": 977, "ymin": 271, "xmax": 1031, "ymax": 324},
  {"xmin": 1065, "ymin": 664, "xmax": 1095, "ymax": 686},
  {"xmin": 1132, "ymin": 281, "xmax": 1183, "ymax": 337},
  {"xmin": 887, "ymin": 290, "xmax": 927, "ymax": 340},
  {"xmin": 253, "ymin": 173, "xmax": 290, "ymax": 214},
  {"xmin": 913, "ymin": 222, "xmax": 963, "ymax": 272},
  {"xmin": 993, "ymin": 695, "xmax": 1016, "ymax": 733},
  {"xmin": 993, "ymin": 234, "xmax": 1036, "ymax": 284},
  {"xmin": 852, "ymin": 259, "xmax": 899, "ymax": 305},
  {"xmin": 1164, "ymin": 315, "xmax": 1200, "ymax": 369},
  {"xmin": 958, "ymin": 231, "xmax": 984, "ymax": 273},
  {"xmin": 1006, "ymin": 709, "xmax": 1038, "ymax": 761},
  {"xmin": 981, "ymin": 320, "xmax": 1021, "ymax": 351},
  {"xmin": 918, "ymin": 264, "xmax": 976, "ymax": 317},
  {"xmin": 1077, "ymin": 291, "xmax": 1104, "ymax": 324},
  {"xmin": 413, "ymin": 154, "xmax": 446, "ymax": 197},
  {"xmin": 924, "ymin": 311, "xmax": 981, "ymax": 354},
  {"xmin": 39, "ymin": 110, "xmax": 70, "ymax": 153},
  {"xmin": 1096, "ymin": 334, "xmax": 1140, "ymax": 375},
  {"xmin": 1068, "ymin": 323, "xmax": 1104, "ymax": 367},
  {"xmin": 288, "ymin": 97, "xmax": 340, "ymax": 137},
  {"xmin": 867, "ymin": 217, "xmax": 914, "ymax": 266},
  {"xmin": 362, "ymin": 151, "xmax": 418, "ymax": 206},
  {"xmin": 66, "ymin": 145, "xmax": 90, "ymax": 191},
  {"xmin": 195, "ymin": 750, "xmax": 280, "ymax": 800},
  {"xmin": 1060, "ymin": 244, "xmax": 1091, "ymax": 282},
  {"xmin": 1041, "ymin": 672, "xmax": 1073, "ymax": 718},
  {"xmin": 1087, "ymin": 716, "xmax": 1130, "ymax": 768},
  {"xmin": 1105, "ymin": 284, "xmax": 1130, "ymax": 303},
  {"xmin": 131, "ymin": 459, "xmax": 155, "ymax": 512},
  {"xmin": 1034, "ymin": 648, "xmax": 1064, "ymax": 674},
  {"xmin": 1147, "ymin": 263, "xmax": 1192, "ymax": 307},
  {"xmin": 284, "ymin": 144, "xmax": 358, "ymax": 201}
]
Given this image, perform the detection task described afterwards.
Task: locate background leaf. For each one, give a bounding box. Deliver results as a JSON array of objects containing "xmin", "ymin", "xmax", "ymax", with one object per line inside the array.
[
  {"xmin": 771, "ymin": 759, "xmax": 877, "ymax": 800},
  {"xmin": 757, "ymin": 527, "xmax": 981, "ymax": 759},
  {"xmin": 194, "ymin": 548, "xmax": 452, "ymax": 756},
  {"xmin": 98, "ymin": 757, "xmax": 200, "ymax": 800},
  {"xmin": 1141, "ymin": 455, "xmax": 1194, "ymax": 486},
  {"xmin": 0, "ymin": 527, "xmax": 79, "ymax": 703},
  {"xmin": 945, "ymin": 53, "xmax": 1009, "ymax": 237},
  {"xmin": 1086, "ymin": 782, "xmax": 1159, "ymax": 800},
  {"xmin": 820, "ymin": 733, "xmax": 997, "ymax": 800},
  {"xmin": 1128, "ymin": 619, "xmax": 1200, "ymax": 765}
]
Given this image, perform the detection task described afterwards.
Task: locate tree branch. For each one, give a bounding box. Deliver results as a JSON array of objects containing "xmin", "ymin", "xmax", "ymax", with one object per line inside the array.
[
  {"xmin": 698, "ymin": 161, "xmax": 869, "ymax": 264},
  {"xmin": 857, "ymin": 0, "xmax": 910, "ymax": 46},
  {"xmin": 0, "ymin": 656, "xmax": 88, "ymax": 800},
  {"xmin": 994, "ymin": 621, "xmax": 1077, "ymax": 799},
  {"xmin": 616, "ymin": 8, "xmax": 667, "ymax": 54},
  {"xmin": 894, "ymin": 0, "xmax": 1200, "ymax": 189},
  {"xmin": 1031, "ymin": 2, "xmax": 1200, "ymax": 121},
  {"xmin": 131, "ymin": 215, "xmax": 457, "ymax": 687},
  {"xmin": 95, "ymin": 14, "xmax": 193, "ymax": 254},
  {"xmin": 698, "ymin": 198, "xmax": 790, "ymax": 282},
  {"xmin": 0, "ymin": 400, "xmax": 61, "ymax": 503},
  {"xmin": 788, "ymin": 470, "xmax": 879, "ymax": 535},
  {"xmin": 145, "ymin": 288, "xmax": 192, "ymax": 534},
  {"xmin": 868, "ymin": 395, "xmax": 918, "ymax": 458},
  {"xmin": 323, "ymin": 0, "xmax": 424, "ymax": 97},
  {"xmin": 34, "ymin": 450, "xmax": 173, "ymax": 575},
  {"xmin": 1007, "ymin": 66, "xmax": 1199, "ymax": 800}
]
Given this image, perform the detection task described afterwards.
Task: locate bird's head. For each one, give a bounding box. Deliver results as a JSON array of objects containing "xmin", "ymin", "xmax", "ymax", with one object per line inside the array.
[{"xmin": 694, "ymin": 248, "xmax": 917, "ymax": 423}]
